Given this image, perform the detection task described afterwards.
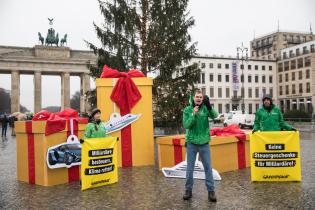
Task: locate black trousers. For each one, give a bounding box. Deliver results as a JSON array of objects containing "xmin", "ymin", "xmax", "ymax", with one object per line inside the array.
[{"xmin": 1, "ymin": 125, "xmax": 7, "ymax": 136}]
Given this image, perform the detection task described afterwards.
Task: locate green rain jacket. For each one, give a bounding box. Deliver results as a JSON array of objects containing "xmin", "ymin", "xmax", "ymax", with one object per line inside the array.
[
  {"xmin": 83, "ymin": 121, "xmax": 107, "ymax": 139},
  {"xmin": 253, "ymin": 104, "xmax": 293, "ymax": 131},
  {"xmin": 183, "ymin": 102, "xmax": 218, "ymax": 145}
]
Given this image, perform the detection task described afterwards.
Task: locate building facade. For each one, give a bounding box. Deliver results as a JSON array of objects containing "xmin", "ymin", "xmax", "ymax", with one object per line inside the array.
[
  {"xmin": 250, "ymin": 31, "xmax": 315, "ymax": 60},
  {"xmin": 277, "ymin": 40, "xmax": 315, "ymax": 114},
  {"xmin": 191, "ymin": 56, "xmax": 277, "ymax": 114}
]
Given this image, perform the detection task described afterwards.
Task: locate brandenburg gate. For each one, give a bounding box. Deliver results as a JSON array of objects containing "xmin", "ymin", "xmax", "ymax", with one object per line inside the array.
[{"xmin": 0, "ymin": 45, "xmax": 96, "ymax": 113}]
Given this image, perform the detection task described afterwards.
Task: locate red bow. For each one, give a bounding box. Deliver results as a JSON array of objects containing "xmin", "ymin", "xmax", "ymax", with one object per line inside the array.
[{"xmin": 100, "ymin": 65, "xmax": 144, "ymax": 114}]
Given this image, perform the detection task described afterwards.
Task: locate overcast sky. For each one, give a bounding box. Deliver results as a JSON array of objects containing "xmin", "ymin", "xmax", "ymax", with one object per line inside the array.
[{"xmin": 0, "ymin": 0, "xmax": 314, "ymax": 112}]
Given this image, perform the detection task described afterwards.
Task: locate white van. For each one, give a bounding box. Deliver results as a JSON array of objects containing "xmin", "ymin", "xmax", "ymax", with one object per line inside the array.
[{"xmin": 223, "ymin": 111, "xmax": 254, "ymax": 129}]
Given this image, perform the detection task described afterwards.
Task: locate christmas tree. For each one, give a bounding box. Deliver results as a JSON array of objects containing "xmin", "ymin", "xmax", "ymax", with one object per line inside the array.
[{"xmin": 87, "ymin": 0, "xmax": 200, "ymax": 128}]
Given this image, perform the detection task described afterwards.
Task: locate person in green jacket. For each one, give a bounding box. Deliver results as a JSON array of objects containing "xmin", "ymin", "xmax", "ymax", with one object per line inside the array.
[
  {"xmin": 84, "ymin": 108, "xmax": 107, "ymax": 139},
  {"xmin": 182, "ymin": 89, "xmax": 218, "ymax": 202},
  {"xmin": 253, "ymin": 94, "xmax": 296, "ymax": 133}
]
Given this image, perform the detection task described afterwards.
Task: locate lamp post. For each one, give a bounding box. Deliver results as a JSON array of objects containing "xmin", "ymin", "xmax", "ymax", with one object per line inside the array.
[{"xmin": 236, "ymin": 42, "xmax": 248, "ymax": 114}]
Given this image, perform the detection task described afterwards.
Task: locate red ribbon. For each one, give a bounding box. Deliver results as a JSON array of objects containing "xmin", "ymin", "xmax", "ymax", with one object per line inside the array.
[
  {"xmin": 25, "ymin": 121, "xmax": 35, "ymax": 184},
  {"xmin": 172, "ymin": 138, "xmax": 183, "ymax": 165},
  {"xmin": 101, "ymin": 65, "xmax": 145, "ymax": 167}
]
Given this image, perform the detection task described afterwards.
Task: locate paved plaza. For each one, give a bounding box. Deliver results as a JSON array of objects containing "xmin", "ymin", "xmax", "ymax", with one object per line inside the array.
[{"xmin": 0, "ymin": 128, "xmax": 314, "ymax": 209}]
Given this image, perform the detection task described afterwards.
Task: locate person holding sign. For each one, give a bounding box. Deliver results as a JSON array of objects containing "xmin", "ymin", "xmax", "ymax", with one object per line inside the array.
[
  {"xmin": 84, "ymin": 108, "xmax": 107, "ymax": 139},
  {"xmin": 252, "ymin": 94, "xmax": 296, "ymax": 133},
  {"xmin": 182, "ymin": 90, "xmax": 218, "ymax": 202}
]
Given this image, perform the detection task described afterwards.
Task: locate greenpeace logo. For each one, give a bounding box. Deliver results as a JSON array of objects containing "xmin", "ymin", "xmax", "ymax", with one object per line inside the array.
[{"xmin": 263, "ymin": 175, "xmax": 289, "ymax": 179}]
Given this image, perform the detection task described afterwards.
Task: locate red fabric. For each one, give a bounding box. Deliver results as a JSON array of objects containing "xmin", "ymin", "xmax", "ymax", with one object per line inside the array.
[
  {"xmin": 45, "ymin": 113, "xmax": 66, "ymax": 136},
  {"xmin": 32, "ymin": 110, "xmax": 51, "ymax": 121},
  {"xmin": 100, "ymin": 65, "xmax": 145, "ymax": 167},
  {"xmin": 26, "ymin": 122, "xmax": 35, "ymax": 184},
  {"xmin": 67, "ymin": 123, "xmax": 80, "ymax": 182},
  {"xmin": 121, "ymin": 125, "xmax": 133, "ymax": 167},
  {"xmin": 100, "ymin": 65, "xmax": 144, "ymax": 114},
  {"xmin": 58, "ymin": 108, "xmax": 78, "ymax": 119},
  {"xmin": 210, "ymin": 125, "xmax": 247, "ymax": 169},
  {"xmin": 172, "ymin": 138, "xmax": 183, "ymax": 165}
]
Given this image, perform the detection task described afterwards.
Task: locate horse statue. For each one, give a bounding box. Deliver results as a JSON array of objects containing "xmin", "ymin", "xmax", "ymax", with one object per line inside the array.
[
  {"xmin": 38, "ymin": 32, "xmax": 44, "ymax": 45},
  {"xmin": 60, "ymin": 34, "xmax": 67, "ymax": 46},
  {"xmin": 45, "ymin": 28, "xmax": 59, "ymax": 46}
]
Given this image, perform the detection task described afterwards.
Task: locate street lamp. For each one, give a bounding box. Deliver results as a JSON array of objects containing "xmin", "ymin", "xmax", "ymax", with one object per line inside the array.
[{"xmin": 236, "ymin": 42, "xmax": 248, "ymax": 114}]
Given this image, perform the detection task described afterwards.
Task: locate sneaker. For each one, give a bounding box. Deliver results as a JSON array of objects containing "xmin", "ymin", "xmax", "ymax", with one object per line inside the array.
[
  {"xmin": 183, "ymin": 190, "xmax": 192, "ymax": 200},
  {"xmin": 208, "ymin": 191, "xmax": 217, "ymax": 202}
]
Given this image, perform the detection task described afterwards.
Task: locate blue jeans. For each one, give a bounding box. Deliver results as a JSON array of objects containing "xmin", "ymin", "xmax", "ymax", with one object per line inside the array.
[{"xmin": 185, "ymin": 142, "xmax": 214, "ymax": 192}]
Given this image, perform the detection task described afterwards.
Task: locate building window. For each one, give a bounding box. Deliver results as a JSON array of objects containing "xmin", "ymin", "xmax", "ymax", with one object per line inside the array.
[
  {"xmin": 201, "ymin": 63, "xmax": 206, "ymax": 68},
  {"xmin": 249, "ymin": 104, "xmax": 253, "ymax": 114},
  {"xmin": 285, "ymin": 73, "xmax": 288, "ymax": 82},
  {"xmin": 305, "ymin": 56, "xmax": 311, "ymax": 67},
  {"xmin": 256, "ymin": 103, "xmax": 259, "ymax": 112},
  {"xmin": 296, "ymin": 48, "xmax": 300, "ymax": 56},
  {"xmin": 210, "ymin": 87, "xmax": 214, "ymax": 98},
  {"xmin": 218, "ymin": 63, "xmax": 222, "ymax": 69},
  {"xmin": 290, "ymin": 60, "xmax": 296, "ymax": 70},
  {"xmin": 292, "ymin": 84, "xmax": 296, "ymax": 94},
  {"xmin": 269, "ymin": 75, "xmax": 273, "ymax": 83},
  {"xmin": 209, "ymin": 74, "xmax": 213, "ymax": 82},
  {"xmin": 306, "ymin": 83, "xmax": 310, "ymax": 93},
  {"xmin": 299, "ymin": 83, "xmax": 303, "ymax": 93},
  {"xmin": 202, "ymin": 87, "xmax": 206, "ymax": 95},
  {"xmin": 269, "ymin": 66, "xmax": 272, "ymax": 71},
  {"xmin": 255, "ymin": 65, "xmax": 258, "ymax": 70},
  {"xmin": 240, "ymin": 64, "xmax": 244, "ymax": 70},
  {"xmin": 283, "ymin": 52, "xmax": 287, "ymax": 59},
  {"xmin": 226, "ymin": 104, "xmax": 230, "ymax": 113},
  {"xmin": 225, "ymin": 64, "xmax": 229, "ymax": 69},
  {"xmin": 218, "ymin": 74, "xmax": 222, "ymax": 82},
  {"xmin": 292, "ymin": 72, "xmax": 295, "ymax": 81},
  {"xmin": 269, "ymin": 87, "xmax": 273, "ymax": 97},
  {"xmin": 233, "ymin": 90, "xmax": 237, "ymax": 97},
  {"xmin": 299, "ymin": 71, "xmax": 302, "ymax": 80},
  {"xmin": 262, "ymin": 88, "xmax": 266, "ymax": 96},
  {"xmin": 225, "ymin": 75, "xmax": 230, "ymax": 82},
  {"xmin": 241, "ymin": 87, "xmax": 244, "ymax": 97},
  {"xmin": 241, "ymin": 74, "xmax": 244, "ymax": 83},
  {"xmin": 248, "ymin": 65, "xmax": 252, "ymax": 70},
  {"xmin": 278, "ymin": 63, "xmax": 283, "ymax": 72},
  {"xmin": 285, "ymin": 85, "xmax": 289, "ymax": 95},
  {"xmin": 284, "ymin": 61, "xmax": 289, "ymax": 71},
  {"xmin": 218, "ymin": 88, "xmax": 222, "ymax": 98},
  {"xmin": 292, "ymin": 99, "xmax": 297, "ymax": 110},
  {"xmin": 303, "ymin": 46, "xmax": 308, "ymax": 54},
  {"xmin": 279, "ymin": 74, "xmax": 282, "ymax": 83},
  {"xmin": 255, "ymin": 75, "xmax": 259, "ymax": 83},
  {"xmin": 210, "ymin": 63, "xmax": 213, "ymax": 68},
  {"xmin": 255, "ymin": 88, "xmax": 259, "ymax": 98},
  {"xmin": 306, "ymin": 69, "xmax": 310, "ymax": 79},
  {"xmin": 248, "ymin": 88, "xmax": 252, "ymax": 98},
  {"xmin": 262, "ymin": 75, "xmax": 266, "ymax": 83},
  {"xmin": 297, "ymin": 58, "xmax": 303, "ymax": 68},
  {"xmin": 201, "ymin": 73, "xmax": 205, "ymax": 84},
  {"xmin": 248, "ymin": 75, "xmax": 252, "ymax": 83},
  {"xmin": 262, "ymin": 65, "xmax": 265, "ymax": 70},
  {"xmin": 311, "ymin": 44, "xmax": 315, "ymax": 53},
  {"xmin": 226, "ymin": 88, "xmax": 230, "ymax": 98},
  {"xmin": 218, "ymin": 104, "xmax": 223, "ymax": 113},
  {"xmin": 289, "ymin": 50, "xmax": 294, "ymax": 58},
  {"xmin": 279, "ymin": 86, "xmax": 283, "ymax": 95}
]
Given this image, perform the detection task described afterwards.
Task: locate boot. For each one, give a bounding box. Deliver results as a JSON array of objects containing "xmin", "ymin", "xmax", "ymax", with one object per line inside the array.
[
  {"xmin": 183, "ymin": 190, "xmax": 192, "ymax": 200},
  {"xmin": 208, "ymin": 191, "xmax": 217, "ymax": 202}
]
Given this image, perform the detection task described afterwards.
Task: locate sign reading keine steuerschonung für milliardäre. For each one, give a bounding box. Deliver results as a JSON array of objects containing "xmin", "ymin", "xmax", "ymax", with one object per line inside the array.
[
  {"xmin": 81, "ymin": 137, "xmax": 118, "ymax": 190},
  {"xmin": 250, "ymin": 131, "xmax": 301, "ymax": 181}
]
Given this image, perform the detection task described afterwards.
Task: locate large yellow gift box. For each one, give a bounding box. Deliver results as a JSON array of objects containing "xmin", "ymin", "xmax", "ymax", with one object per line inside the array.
[
  {"xmin": 96, "ymin": 77, "xmax": 154, "ymax": 167},
  {"xmin": 15, "ymin": 120, "xmax": 87, "ymax": 186},
  {"xmin": 156, "ymin": 133, "xmax": 251, "ymax": 173}
]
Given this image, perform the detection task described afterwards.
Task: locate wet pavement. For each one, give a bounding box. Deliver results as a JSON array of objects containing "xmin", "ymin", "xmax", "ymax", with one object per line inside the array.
[{"xmin": 0, "ymin": 128, "xmax": 315, "ymax": 210}]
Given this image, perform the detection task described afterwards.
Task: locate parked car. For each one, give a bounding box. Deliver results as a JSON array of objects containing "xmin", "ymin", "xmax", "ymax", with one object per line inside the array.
[
  {"xmin": 213, "ymin": 114, "xmax": 227, "ymax": 124},
  {"xmin": 223, "ymin": 111, "xmax": 254, "ymax": 129}
]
